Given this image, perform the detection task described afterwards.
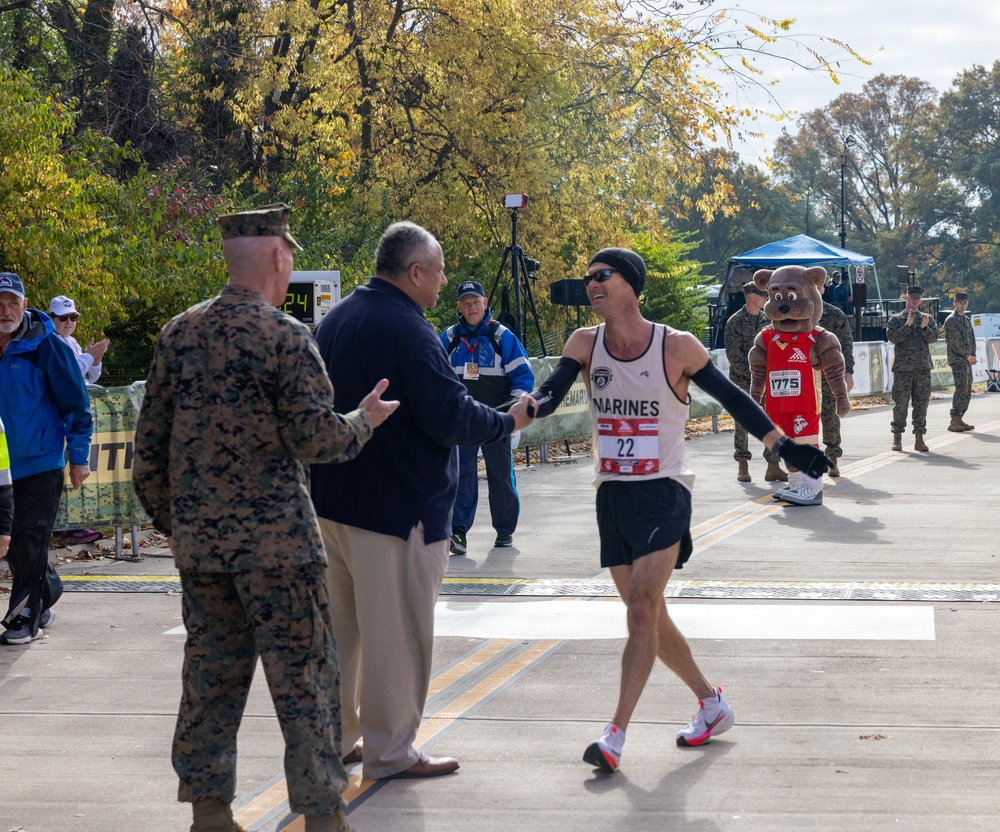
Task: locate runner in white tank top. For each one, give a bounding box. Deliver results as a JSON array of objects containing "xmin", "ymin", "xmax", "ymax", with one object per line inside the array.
[
  {"xmin": 588, "ymin": 322, "xmax": 695, "ymax": 492},
  {"xmin": 521, "ymin": 247, "xmax": 826, "ymax": 776}
]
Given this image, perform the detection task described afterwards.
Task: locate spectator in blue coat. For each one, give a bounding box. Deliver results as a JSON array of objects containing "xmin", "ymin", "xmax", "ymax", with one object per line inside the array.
[
  {"xmin": 0, "ymin": 272, "xmax": 93, "ymax": 646},
  {"xmin": 440, "ymin": 281, "xmax": 534, "ymax": 554}
]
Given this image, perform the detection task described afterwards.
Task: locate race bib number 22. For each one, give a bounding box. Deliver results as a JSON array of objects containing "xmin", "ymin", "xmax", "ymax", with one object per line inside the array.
[{"xmin": 598, "ymin": 418, "xmax": 659, "ymax": 475}]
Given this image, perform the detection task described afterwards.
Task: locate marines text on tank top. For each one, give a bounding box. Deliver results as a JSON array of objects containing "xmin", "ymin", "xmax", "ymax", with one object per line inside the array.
[{"xmin": 588, "ymin": 323, "xmax": 695, "ymax": 492}]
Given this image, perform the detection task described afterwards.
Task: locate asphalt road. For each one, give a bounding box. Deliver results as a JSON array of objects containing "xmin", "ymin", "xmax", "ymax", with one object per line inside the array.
[{"xmin": 3, "ymin": 391, "xmax": 999, "ymax": 832}]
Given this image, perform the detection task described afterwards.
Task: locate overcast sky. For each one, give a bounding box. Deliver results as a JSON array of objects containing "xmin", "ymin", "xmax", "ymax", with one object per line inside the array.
[{"xmin": 720, "ymin": 1, "xmax": 1000, "ymax": 164}]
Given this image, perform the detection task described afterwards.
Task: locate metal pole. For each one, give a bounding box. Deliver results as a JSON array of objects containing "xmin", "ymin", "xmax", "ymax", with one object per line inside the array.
[
  {"xmin": 510, "ymin": 209, "xmax": 523, "ymax": 343},
  {"xmin": 840, "ymin": 153, "xmax": 847, "ymax": 249}
]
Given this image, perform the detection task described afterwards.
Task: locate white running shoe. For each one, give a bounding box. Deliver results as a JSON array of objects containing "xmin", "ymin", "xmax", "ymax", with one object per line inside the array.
[
  {"xmin": 779, "ymin": 484, "xmax": 823, "ymax": 506},
  {"xmin": 40, "ymin": 608, "xmax": 55, "ymax": 628},
  {"xmin": 676, "ymin": 687, "xmax": 735, "ymax": 747},
  {"xmin": 583, "ymin": 722, "xmax": 626, "ymax": 773}
]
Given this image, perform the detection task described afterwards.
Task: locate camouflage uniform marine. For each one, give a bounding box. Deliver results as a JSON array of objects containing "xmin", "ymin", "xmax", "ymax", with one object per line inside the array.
[
  {"xmin": 818, "ymin": 302, "xmax": 855, "ymax": 471},
  {"xmin": 724, "ymin": 302, "xmax": 779, "ymax": 467},
  {"xmin": 133, "ymin": 205, "xmax": 372, "ymax": 826},
  {"xmin": 943, "ymin": 296, "xmax": 976, "ymax": 427},
  {"xmin": 887, "ymin": 290, "xmax": 938, "ymax": 446}
]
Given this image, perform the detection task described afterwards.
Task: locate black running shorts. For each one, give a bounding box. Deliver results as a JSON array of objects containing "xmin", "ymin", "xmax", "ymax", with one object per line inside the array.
[{"xmin": 595, "ymin": 477, "xmax": 693, "ymax": 569}]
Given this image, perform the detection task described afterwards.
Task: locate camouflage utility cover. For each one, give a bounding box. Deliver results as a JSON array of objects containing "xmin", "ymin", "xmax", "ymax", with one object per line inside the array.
[{"xmin": 218, "ymin": 203, "xmax": 303, "ymax": 251}]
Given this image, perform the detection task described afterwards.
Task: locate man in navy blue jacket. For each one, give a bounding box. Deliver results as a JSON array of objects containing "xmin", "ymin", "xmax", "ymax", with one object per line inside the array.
[
  {"xmin": 0, "ymin": 272, "xmax": 93, "ymax": 645},
  {"xmin": 440, "ymin": 280, "xmax": 534, "ymax": 553},
  {"xmin": 311, "ymin": 222, "xmax": 536, "ymax": 782}
]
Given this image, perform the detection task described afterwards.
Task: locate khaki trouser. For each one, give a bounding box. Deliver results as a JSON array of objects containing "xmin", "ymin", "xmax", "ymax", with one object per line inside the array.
[{"xmin": 320, "ymin": 519, "xmax": 449, "ymax": 780}]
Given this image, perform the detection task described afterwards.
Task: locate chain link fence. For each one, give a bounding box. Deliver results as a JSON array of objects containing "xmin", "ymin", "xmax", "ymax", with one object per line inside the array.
[{"xmin": 96, "ymin": 338, "xmax": 156, "ymax": 388}]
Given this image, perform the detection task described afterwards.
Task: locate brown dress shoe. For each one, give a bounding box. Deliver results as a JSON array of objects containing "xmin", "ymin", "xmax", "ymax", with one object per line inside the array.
[
  {"xmin": 384, "ymin": 754, "xmax": 460, "ymax": 779},
  {"xmin": 342, "ymin": 743, "xmax": 363, "ymax": 765}
]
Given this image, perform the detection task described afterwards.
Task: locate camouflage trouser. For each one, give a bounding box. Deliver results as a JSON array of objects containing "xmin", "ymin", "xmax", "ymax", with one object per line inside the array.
[
  {"xmin": 891, "ymin": 370, "xmax": 931, "ymax": 434},
  {"xmin": 731, "ymin": 377, "xmax": 779, "ymax": 463},
  {"xmin": 950, "ymin": 361, "xmax": 972, "ymax": 418},
  {"xmin": 820, "ymin": 380, "xmax": 842, "ymax": 459},
  {"xmin": 174, "ymin": 564, "xmax": 346, "ymax": 816}
]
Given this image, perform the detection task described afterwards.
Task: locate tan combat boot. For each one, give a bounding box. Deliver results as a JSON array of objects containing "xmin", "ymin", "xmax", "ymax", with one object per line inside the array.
[
  {"xmin": 959, "ymin": 418, "xmax": 975, "ymax": 431},
  {"xmin": 914, "ymin": 433, "xmax": 929, "ymax": 452},
  {"xmin": 764, "ymin": 460, "xmax": 788, "ymax": 482},
  {"xmin": 891, "ymin": 433, "xmax": 902, "ymax": 452},
  {"xmin": 826, "ymin": 457, "xmax": 840, "ymax": 478},
  {"xmin": 736, "ymin": 459, "xmax": 751, "ymax": 482},
  {"xmin": 305, "ymin": 810, "xmax": 355, "ymax": 832},
  {"xmin": 947, "ymin": 416, "xmax": 965, "ymax": 432},
  {"xmin": 191, "ymin": 799, "xmax": 248, "ymax": 832}
]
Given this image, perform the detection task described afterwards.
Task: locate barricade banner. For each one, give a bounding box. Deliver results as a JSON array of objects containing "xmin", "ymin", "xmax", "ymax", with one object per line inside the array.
[
  {"xmin": 519, "ymin": 357, "xmax": 592, "ymax": 446},
  {"xmin": 55, "ymin": 383, "xmax": 149, "ymax": 530},
  {"xmin": 972, "ymin": 339, "xmax": 990, "ymax": 384},
  {"xmin": 988, "ymin": 339, "xmax": 1000, "ymax": 371}
]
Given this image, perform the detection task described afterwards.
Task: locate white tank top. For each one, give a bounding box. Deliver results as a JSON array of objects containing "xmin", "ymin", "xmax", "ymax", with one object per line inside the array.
[{"xmin": 588, "ymin": 323, "xmax": 695, "ymax": 492}]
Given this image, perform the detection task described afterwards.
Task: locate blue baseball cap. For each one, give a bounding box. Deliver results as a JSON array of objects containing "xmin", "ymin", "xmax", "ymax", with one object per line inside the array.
[
  {"xmin": 457, "ymin": 281, "xmax": 486, "ymax": 300},
  {"xmin": 0, "ymin": 272, "xmax": 25, "ymax": 299}
]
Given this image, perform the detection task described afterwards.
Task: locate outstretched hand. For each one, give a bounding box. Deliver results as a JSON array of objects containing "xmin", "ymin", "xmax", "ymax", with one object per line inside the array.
[
  {"xmin": 507, "ymin": 392, "xmax": 538, "ymax": 431},
  {"xmin": 774, "ymin": 437, "xmax": 830, "ymax": 479},
  {"xmin": 358, "ymin": 378, "xmax": 400, "ymax": 428}
]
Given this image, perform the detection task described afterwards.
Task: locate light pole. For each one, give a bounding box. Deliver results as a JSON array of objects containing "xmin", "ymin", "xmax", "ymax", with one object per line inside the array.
[{"xmin": 839, "ymin": 135, "xmax": 856, "ymax": 250}]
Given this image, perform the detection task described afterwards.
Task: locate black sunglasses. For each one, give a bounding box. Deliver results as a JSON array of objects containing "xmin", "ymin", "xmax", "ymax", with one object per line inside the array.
[
  {"xmin": 584, "ymin": 269, "xmax": 617, "ymax": 286},
  {"xmin": 56, "ymin": 314, "xmax": 80, "ymax": 322}
]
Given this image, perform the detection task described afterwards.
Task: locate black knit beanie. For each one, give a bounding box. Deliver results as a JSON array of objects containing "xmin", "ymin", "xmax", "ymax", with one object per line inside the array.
[{"xmin": 588, "ymin": 248, "xmax": 646, "ymax": 297}]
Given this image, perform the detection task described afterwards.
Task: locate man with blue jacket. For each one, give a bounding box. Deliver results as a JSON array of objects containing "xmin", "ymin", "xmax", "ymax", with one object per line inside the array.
[
  {"xmin": 440, "ymin": 281, "xmax": 534, "ymax": 553},
  {"xmin": 0, "ymin": 272, "xmax": 93, "ymax": 645}
]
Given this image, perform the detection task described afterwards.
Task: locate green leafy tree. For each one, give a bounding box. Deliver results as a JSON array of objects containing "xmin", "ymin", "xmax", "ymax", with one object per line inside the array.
[
  {"xmin": 771, "ymin": 74, "xmax": 939, "ymax": 297},
  {"xmin": 913, "ymin": 62, "xmax": 1000, "ymax": 310}
]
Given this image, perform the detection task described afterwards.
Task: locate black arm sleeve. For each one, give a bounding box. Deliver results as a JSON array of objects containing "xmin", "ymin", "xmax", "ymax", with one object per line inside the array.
[
  {"xmin": 496, "ymin": 357, "xmax": 582, "ymax": 417},
  {"xmin": 689, "ymin": 360, "xmax": 775, "ymax": 441},
  {"xmin": 529, "ymin": 357, "xmax": 583, "ymax": 418}
]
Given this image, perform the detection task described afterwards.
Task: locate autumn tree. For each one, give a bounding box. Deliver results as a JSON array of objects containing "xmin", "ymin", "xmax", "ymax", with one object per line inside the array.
[
  {"xmin": 771, "ymin": 74, "xmax": 939, "ymax": 295},
  {"xmin": 669, "ymin": 147, "xmax": 803, "ymax": 283}
]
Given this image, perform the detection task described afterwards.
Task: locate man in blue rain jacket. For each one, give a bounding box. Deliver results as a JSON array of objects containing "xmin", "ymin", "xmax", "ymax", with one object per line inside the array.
[{"xmin": 440, "ymin": 281, "xmax": 534, "ymax": 554}]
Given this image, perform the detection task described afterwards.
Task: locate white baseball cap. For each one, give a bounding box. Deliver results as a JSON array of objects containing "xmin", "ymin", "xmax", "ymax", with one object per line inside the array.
[{"xmin": 49, "ymin": 296, "xmax": 79, "ymax": 317}]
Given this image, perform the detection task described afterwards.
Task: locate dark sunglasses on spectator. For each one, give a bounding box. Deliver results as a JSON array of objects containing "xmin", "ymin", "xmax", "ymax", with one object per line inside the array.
[
  {"xmin": 584, "ymin": 269, "xmax": 616, "ymax": 286},
  {"xmin": 56, "ymin": 314, "xmax": 80, "ymax": 322}
]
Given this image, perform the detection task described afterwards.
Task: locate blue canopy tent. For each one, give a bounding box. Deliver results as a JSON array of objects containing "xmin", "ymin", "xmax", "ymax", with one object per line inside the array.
[
  {"xmin": 705, "ymin": 235, "xmax": 881, "ymax": 349},
  {"xmin": 728, "ymin": 234, "xmax": 879, "ymax": 299}
]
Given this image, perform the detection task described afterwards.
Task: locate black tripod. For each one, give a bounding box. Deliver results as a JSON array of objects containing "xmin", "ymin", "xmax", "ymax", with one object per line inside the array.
[{"xmin": 487, "ymin": 207, "xmax": 546, "ymax": 355}]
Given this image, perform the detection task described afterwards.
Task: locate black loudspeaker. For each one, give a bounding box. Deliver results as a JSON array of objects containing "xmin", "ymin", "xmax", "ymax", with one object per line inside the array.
[{"xmin": 550, "ymin": 279, "xmax": 589, "ymax": 306}]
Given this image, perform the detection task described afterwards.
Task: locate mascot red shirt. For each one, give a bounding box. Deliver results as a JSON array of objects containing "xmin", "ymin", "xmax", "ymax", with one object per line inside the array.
[
  {"xmin": 749, "ymin": 265, "xmax": 851, "ymax": 456},
  {"xmin": 758, "ymin": 328, "xmax": 824, "ymax": 443}
]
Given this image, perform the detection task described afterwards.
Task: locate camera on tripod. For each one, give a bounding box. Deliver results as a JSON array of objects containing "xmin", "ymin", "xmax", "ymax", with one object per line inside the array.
[{"xmin": 486, "ymin": 193, "xmax": 545, "ymax": 353}]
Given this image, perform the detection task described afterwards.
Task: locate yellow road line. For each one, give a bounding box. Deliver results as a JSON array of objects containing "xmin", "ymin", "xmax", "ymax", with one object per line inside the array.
[{"xmin": 235, "ymin": 639, "xmax": 560, "ymax": 831}]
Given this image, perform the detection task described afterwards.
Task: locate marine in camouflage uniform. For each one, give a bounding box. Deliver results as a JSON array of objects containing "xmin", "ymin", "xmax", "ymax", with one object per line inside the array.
[
  {"xmin": 818, "ymin": 302, "xmax": 855, "ymax": 474},
  {"xmin": 133, "ymin": 205, "xmax": 375, "ymax": 832},
  {"xmin": 886, "ymin": 285, "xmax": 938, "ymax": 450},
  {"xmin": 943, "ymin": 291, "xmax": 977, "ymax": 430},
  {"xmin": 724, "ymin": 283, "xmax": 781, "ymax": 480}
]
